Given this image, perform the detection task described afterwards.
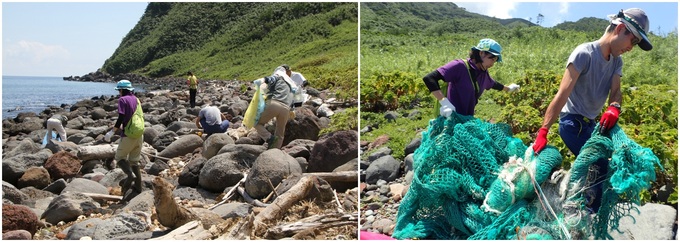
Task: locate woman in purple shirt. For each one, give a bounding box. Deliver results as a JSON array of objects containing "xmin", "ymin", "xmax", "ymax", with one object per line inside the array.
[{"xmin": 423, "ymin": 38, "xmax": 520, "ymax": 117}]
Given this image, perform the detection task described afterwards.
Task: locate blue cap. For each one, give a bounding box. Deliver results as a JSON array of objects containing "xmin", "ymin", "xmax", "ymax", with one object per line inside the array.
[
  {"xmin": 115, "ymin": 80, "xmax": 134, "ymax": 91},
  {"xmin": 472, "ymin": 38, "xmax": 503, "ymax": 63}
]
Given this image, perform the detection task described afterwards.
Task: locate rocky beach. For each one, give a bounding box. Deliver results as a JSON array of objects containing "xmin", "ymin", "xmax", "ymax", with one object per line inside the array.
[{"xmin": 2, "ymin": 72, "xmax": 359, "ymax": 240}]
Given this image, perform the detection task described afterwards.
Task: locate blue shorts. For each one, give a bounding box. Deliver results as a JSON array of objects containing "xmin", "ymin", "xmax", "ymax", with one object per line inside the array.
[{"xmin": 558, "ymin": 113, "xmax": 607, "ymax": 213}]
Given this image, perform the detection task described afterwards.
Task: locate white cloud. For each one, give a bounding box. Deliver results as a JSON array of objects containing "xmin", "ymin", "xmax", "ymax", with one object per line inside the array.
[
  {"xmin": 4, "ymin": 40, "xmax": 70, "ymax": 62},
  {"xmin": 3, "ymin": 40, "xmax": 71, "ymax": 76},
  {"xmin": 558, "ymin": 2, "xmax": 569, "ymax": 15},
  {"xmin": 455, "ymin": 2, "xmax": 518, "ymax": 19}
]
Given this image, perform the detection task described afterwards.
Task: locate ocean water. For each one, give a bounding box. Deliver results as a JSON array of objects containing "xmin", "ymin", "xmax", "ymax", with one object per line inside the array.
[{"xmin": 2, "ymin": 76, "xmax": 120, "ymax": 119}]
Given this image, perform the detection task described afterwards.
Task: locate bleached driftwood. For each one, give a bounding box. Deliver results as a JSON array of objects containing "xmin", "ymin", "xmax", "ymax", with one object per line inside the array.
[
  {"xmin": 149, "ymin": 221, "xmax": 212, "ymax": 240},
  {"xmin": 252, "ymin": 175, "xmax": 315, "ymax": 233},
  {"xmin": 77, "ymin": 143, "xmax": 156, "ymax": 161},
  {"xmin": 304, "ymin": 171, "xmax": 357, "ymax": 183},
  {"xmin": 208, "ymin": 175, "xmax": 247, "ymax": 210},
  {"xmin": 80, "ymin": 192, "xmax": 122, "ymax": 202},
  {"xmin": 236, "ymin": 187, "xmax": 268, "ymax": 207},
  {"xmin": 263, "ymin": 213, "xmax": 358, "ymax": 239}
]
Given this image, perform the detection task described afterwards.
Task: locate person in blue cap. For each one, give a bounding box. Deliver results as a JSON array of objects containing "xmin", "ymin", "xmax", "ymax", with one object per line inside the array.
[
  {"xmin": 423, "ymin": 38, "xmax": 521, "ymax": 117},
  {"xmin": 531, "ymin": 8, "xmax": 653, "ymax": 213}
]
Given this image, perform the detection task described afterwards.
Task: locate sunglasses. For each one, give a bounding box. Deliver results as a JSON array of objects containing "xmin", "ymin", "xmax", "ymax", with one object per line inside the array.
[{"xmin": 624, "ymin": 25, "xmax": 641, "ymax": 46}]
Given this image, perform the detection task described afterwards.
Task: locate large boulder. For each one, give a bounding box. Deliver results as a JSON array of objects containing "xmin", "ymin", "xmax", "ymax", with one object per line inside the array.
[
  {"xmin": 2, "ymin": 181, "xmax": 30, "ymax": 205},
  {"xmin": 44, "ymin": 151, "xmax": 81, "ymax": 180},
  {"xmin": 282, "ymin": 107, "xmax": 322, "ymax": 146},
  {"xmin": 178, "ymin": 157, "xmax": 207, "ymax": 187},
  {"xmin": 66, "ymin": 212, "xmax": 148, "ymax": 240},
  {"xmin": 17, "ymin": 166, "xmax": 51, "ymax": 189},
  {"xmin": 198, "ymin": 153, "xmax": 248, "ymax": 192},
  {"xmin": 158, "ymin": 134, "xmax": 203, "ymax": 159},
  {"xmin": 61, "ymin": 178, "xmax": 109, "ymax": 195},
  {"xmin": 244, "ymin": 149, "xmax": 302, "ymax": 199},
  {"xmin": 307, "ymin": 130, "xmax": 358, "ymax": 172},
  {"xmin": 202, "ymin": 133, "xmax": 235, "ymax": 159},
  {"xmin": 2, "ymin": 204, "xmax": 41, "ymax": 235},
  {"xmin": 41, "ymin": 192, "xmax": 101, "ymax": 225},
  {"xmin": 3, "ymin": 138, "xmax": 41, "ymax": 159},
  {"xmin": 365, "ymin": 155, "xmax": 401, "ymax": 184}
]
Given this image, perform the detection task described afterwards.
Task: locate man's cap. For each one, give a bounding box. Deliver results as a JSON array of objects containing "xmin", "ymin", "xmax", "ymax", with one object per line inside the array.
[
  {"xmin": 115, "ymin": 80, "xmax": 134, "ymax": 91},
  {"xmin": 471, "ymin": 38, "xmax": 503, "ymax": 63},
  {"xmin": 609, "ymin": 8, "xmax": 652, "ymax": 51},
  {"xmin": 280, "ymin": 64, "xmax": 291, "ymax": 71}
]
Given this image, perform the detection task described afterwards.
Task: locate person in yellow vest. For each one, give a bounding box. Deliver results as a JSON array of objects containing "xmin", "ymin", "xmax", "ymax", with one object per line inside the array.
[{"xmin": 187, "ymin": 71, "xmax": 199, "ymax": 108}]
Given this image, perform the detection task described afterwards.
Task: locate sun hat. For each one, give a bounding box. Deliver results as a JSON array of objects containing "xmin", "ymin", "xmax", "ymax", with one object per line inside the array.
[
  {"xmin": 472, "ymin": 38, "xmax": 503, "ymax": 63},
  {"xmin": 609, "ymin": 8, "xmax": 652, "ymax": 51},
  {"xmin": 115, "ymin": 80, "xmax": 134, "ymax": 91}
]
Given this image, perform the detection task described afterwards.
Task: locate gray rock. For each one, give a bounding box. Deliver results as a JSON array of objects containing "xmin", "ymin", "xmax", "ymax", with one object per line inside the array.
[
  {"xmin": 61, "ymin": 178, "xmax": 108, "ymax": 195},
  {"xmin": 147, "ymin": 160, "xmax": 170, "ymax": 176},
  {"xmin": 244, "ymin": 149, "xmax": 303, "ymax": 199},
  {"xmin": 172, "ymin": 186, "xmax": 218, "ymax": 205},
  {"xmin": 3, "ymin": 181, "xmax": 29, "ymax": 205},
  {"xmin": 307, "ymin": 130, "xmax": 358, "ymax": 172},
  {"xmin": 41, "ymin": 192, "xmax": 100, "ymax": 225},
  {"xmin": 119, "ymin": 191, "xmax": 155, "ymax": 214},
  {"xmin": 4, "ymin": 138, "xmax": 41, "ymax": 159},
  {"xmin": 404, "ymin": 137, "xmax": 421, "ymax": 156},
  {"xmin": 212, "ymin": 202, "xmax": 253, "ymax": 219},
  {"xmin": 97, "ymin": 169, "xmax": 127, "ymax": 188},
  {"xmin": 178, "ymin": 157, "xmax": 207, "ymax": 187},
  {"xmin": 202, "ymin": 133, "xmax": 235, "ymax": 159},
  {"xmin": 368, "ymin": 147, "xmax": 392, "ymax": 162},
  {"xmin": 43, "ymin": 178, "xmax": 67, "ymax": 195},
  {"xmin": 198, "ymin": 153, "xmax": 248, "ymax": 192},
  {"xmin": 166, "ymin": 121, "xmax": 197, "ymax": 133},
  {"xmin": 403, "ymin": 154, "xmax": 414, "ymax": 173},
  {"xmin": 365, "ymin": 155, "xmax": 400, "ymax": 184},
  {"xmin": 158, "ymin": 134, "xmax": 204, "ymax": 159},
  {"xmin": 216, "ymin": 144, "xmax": 267, "ymax": 168},
  {"xmin": 2, "ymin": 229, "xmax": 33, "ymax": 240}
]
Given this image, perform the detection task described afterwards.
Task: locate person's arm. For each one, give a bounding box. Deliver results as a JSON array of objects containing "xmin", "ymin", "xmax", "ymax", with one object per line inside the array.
[
  {"xmin": 113, "ymin": 113, "xmax": 124, "ymax": 134},
  {"xmin": 541, "ymin": 64, "xmax": 581, "ymax": 130},
  {"xmin": 220, "ymin": 113, "xmax": 227, "ymax": 121},
  {"xmin": 608, "ymin": 74, "xmax": 622, "ymax": 106},
  {"xmin": 195, "ymin": 116, "xmax": 202, "ymax": 129},
  {"xmin": 423, "ymin": 70, "xmax": 445, "ymax": 100}
]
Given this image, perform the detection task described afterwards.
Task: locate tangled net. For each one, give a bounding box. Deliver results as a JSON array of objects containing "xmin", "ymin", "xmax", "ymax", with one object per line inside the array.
[{"xmin": 392, "ymin": 112, "xmax": 662, "ymax": 240}]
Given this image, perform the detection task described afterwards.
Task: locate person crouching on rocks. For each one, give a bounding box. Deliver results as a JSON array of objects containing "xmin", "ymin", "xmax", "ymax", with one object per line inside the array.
[
  {"xmin": 195, "ymin": 105, "xmax": 230, "ymax": 137},
  {"xmin": 110, "ymin": 80, "xmax": 144, "ymax": 199},
  {"xmin": 44, "ymin": 114, "xmax": 68, "ymax": 142},
  {"xmin": 252, "ymin": 64, "xmax": 298, "ymax": 149}
]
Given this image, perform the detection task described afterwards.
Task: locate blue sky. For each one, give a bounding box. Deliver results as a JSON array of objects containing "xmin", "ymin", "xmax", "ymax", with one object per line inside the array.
[
  {"xmin": 2, "ymin": 2, "xmax": 148, "ymax": 77},
  {"xmin": 2, "ymin": 2, "xmax": 678, "ymax": 77},
  {"xmin": 455, "ymin": 2, "xmax": 678, "ymax": 35}
]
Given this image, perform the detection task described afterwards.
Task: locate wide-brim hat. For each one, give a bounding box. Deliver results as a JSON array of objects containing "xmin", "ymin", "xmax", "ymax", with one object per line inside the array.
[{"xmin": 115, "ymin": 80, "xmax": 135, "ymax": 91}]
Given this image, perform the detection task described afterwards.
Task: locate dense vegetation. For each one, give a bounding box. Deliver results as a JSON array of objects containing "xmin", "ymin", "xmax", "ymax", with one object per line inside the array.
[
  {"xmin": 360, "ymin": 2, "xmax": 678, "ymax": 204},
  {"xmin": 102, "ymin": 2, "xmax": 358, "ymax": 99}
]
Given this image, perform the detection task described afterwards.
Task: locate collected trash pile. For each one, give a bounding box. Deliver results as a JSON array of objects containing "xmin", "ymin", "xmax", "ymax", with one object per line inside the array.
[{"xmin": 393, "ymin": 113, "xmax": 661, "ymax": 240}]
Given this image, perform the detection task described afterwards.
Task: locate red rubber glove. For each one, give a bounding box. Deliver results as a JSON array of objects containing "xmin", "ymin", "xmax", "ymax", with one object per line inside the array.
[
  {"xmin": 599, "ymin": 106, "xmax": 620, "ymax": 134},
  {"xmin": 532, "ymin": 127, "xmax": 549, "ymax": 154}
]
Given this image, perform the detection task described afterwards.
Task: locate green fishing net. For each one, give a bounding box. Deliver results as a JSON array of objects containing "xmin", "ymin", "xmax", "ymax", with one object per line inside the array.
[{"xmin": 392, "ymin": 113, "xmax": 662, "ymax": 240}]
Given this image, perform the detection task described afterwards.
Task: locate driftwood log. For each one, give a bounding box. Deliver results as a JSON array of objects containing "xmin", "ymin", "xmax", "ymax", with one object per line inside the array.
[
  {"xmin": 263, "ymin": 213, "xmax": 358, "ymax": 239},
  {"xmin": 77, "ymin": 143, "xmax": 156, "ymax": 161},
  {"xmin": 149, "ymin": 221, "xmax": 213, "ymax": 240}
]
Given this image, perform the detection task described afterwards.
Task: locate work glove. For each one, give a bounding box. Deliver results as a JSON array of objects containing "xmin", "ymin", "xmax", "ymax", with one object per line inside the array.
[
  {"xmin": 532, "ymin": 127, "xmax": 549, "ymax": 154},
  {"xmin": 253, "ymin": 78, "xmax": 263, "ymax": 86},
  {"xmin": 104, "ymin": 130, "xmax": 114, "ymax": 142},
  {"xmin": 599, "ymin": 105, "xmax": 620, "ymax": 134},
  {"xmin": 508, "ymin": 83, "xmax": 520, "ymax": 92},
  {"xmin": 439, "ymin": 98, "xmax": 456, "ymax": 118}
]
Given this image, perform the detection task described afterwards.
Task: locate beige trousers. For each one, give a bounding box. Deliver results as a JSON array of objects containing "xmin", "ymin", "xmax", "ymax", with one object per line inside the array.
[
  {"xmin": 115, "ymin": 135, "xmax": 144, "ymax": 166},
  {"xmin": 255, "ymin": 100, "xmax": 289, "ymax": 149}
]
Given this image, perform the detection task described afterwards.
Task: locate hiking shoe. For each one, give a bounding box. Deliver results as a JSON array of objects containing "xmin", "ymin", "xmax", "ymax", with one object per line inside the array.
[{"xmin": 267, "ymin": 135, "xmax": 279, "ymax": 149}]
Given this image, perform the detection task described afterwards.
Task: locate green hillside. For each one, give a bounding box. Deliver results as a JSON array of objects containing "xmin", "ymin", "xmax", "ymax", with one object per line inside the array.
[
  {"xmin": 102, "ymin": 2, "xmax": 358, "ymax": 99},
  {"xmin": 360, "ymin": 2, "xmax": 678, "ymax": 204}
]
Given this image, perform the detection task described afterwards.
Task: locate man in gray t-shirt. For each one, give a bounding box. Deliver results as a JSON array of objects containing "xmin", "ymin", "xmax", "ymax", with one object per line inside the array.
[
  {"xmin": 195, "ymin": 106, "xmax": 230, "ymax": 137},
  {"xmin": 532, "ymin": 8, "xmax": 653, "ymax": 213}
]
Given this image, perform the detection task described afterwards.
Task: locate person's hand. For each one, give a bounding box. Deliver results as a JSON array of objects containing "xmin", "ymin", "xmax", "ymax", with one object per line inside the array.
[
  {"xmin": 508, "ymin": 83, "xmax": 520, "ymax": 92},
  {"xmin": 532, "ymin": 127, "xmax": 549, "ymax": 154},
  {"xmin": 289, "ymin": 111, "xmax": 296, "ymax": 120},
  {"xmin": 439, "ymin": 98, "xmax": 456, "ymax": 118},
  {"xmin": 104, "ymin": 130, "xmax": 114, "ymax": 142},
  {"xmin": 599, "ymin": 105, "xmax": 620, "ymax": 134},
  {"xmin": 253, "ymin": 78, "xmax": 263, "ymax": 86}
]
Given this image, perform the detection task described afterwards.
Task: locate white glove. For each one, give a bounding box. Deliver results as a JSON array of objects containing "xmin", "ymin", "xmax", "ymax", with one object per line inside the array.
[
  {"xmin": 439, "ymin": 98, "xmax": 456, "ymax": 118},
  {"xmin": 104, "ymin": 130, "xmax": 114, "ymax": 142},
  {"xmin": 253, "ymin": 78, "xmax": 263, "ymax": 86},
  {"xmin": 508, "ymin": 83, "xmax": 520, "ymax": 92}
]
